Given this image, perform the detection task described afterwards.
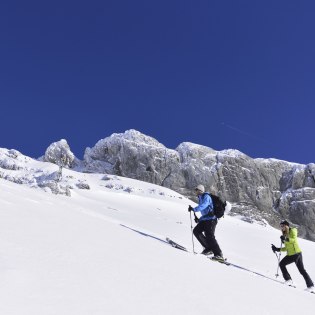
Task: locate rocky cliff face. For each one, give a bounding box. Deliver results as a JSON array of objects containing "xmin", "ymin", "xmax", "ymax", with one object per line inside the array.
[
  {"xmin": 2, "ymin": 130, "xmax": 314, "ymax": 240},
  {"xmin": 82, "ymin": 130, "xmax": 315, "ymax": 241}
]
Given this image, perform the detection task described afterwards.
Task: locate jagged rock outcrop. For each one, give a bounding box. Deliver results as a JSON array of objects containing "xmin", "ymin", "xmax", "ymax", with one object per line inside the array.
[
  {"xmin": 83, "ymin": 130, "xmax": 182, "ymax": 187},
  {"xmin": 83, "ymin": 130, "xmax": 315, "ymax": 240},
  {"xmin": 43, "ymin": 139, "xmax": 76, "ymax": 168},
  {"xmin": 1, "ymin": 148, "xmax": 76, "ymax": 196}
]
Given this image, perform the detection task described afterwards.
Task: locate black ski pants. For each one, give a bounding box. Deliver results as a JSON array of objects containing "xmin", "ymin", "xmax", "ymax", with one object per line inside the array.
[
  {"xmin": 279, "ymin": 253, "xmax": 314, "ymax": 287},
  {"xmin": 193, "ymin": 219, "xmax": 222, "ymax": 256}
]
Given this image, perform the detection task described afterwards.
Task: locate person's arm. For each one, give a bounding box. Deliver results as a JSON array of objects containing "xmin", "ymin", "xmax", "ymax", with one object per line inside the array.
[
  {"xmin": 194, "ymin": 195, "xmax": 212, "ymax": 212},
  {"xmin": 287, "ymin": 228, "xmax": 298, "ymax": 242},
  {"xmin": 280, "ymin": 228, "xmax": 297, "ymax": 251}
]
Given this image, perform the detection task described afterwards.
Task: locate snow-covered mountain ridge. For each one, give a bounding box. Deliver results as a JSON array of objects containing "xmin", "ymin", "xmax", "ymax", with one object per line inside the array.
[
  {"xmin": 2, "ymin": 129, "xmax": 315, "ymax": 241},
  {"xmin": 0, "ymin": 147, "xmax": 183, "ymax": 201}
]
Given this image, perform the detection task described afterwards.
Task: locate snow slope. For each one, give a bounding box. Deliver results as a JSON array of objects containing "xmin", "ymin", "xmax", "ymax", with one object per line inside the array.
[{"xmin": 1, "ymin": 168, "xmax": 315, "ymax": 315}]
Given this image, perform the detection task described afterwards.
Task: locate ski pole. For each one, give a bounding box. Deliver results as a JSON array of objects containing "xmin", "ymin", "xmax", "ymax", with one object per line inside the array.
[
  {"xmin": 275, "ymin": 241, "xmax": 282, "ymax": 278},
  {"xmin": 189, "ymin": 211, "xmax": 195, "ymax": 254}
]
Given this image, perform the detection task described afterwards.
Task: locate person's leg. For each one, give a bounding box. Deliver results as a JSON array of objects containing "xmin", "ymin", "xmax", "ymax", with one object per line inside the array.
[
  {"xmin": 295, "ymin": 253, "xmax": 314, "ymax": 287},
  {"xmin": 204, "ymin": 220, "xmax": 222, "ymax": 257},
  {"xmin": 279, "ymin": 255, "xmax": 295, "ymax": 281},
  {"xmin": 193, "ymin": 222, "xmax": 208, "ymax": 249}
]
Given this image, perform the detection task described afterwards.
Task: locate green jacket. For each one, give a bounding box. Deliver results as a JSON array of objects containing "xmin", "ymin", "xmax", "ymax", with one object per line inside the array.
[{"xmin": 280, "ymin": 227, "xmax": 302, "ymax": 256}]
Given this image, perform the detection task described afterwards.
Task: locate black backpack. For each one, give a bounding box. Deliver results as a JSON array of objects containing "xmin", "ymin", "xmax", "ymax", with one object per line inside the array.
[{"xmin": 207, "ymin": 193, "xmax": 227, "ymax": 219}]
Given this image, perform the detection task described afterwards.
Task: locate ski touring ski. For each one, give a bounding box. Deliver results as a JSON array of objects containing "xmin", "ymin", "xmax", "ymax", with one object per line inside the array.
[
  {"xmin": 166, "ymin": 238, "xmax": 231, "ymax": 265},
  {"xmin": 166, "ymin": 237, "xmax": 188, "ymax": 252},
  {"xmin": 208, "ymin": 256, "xmax": 231, "ymax": 265},
  {"xmin": 305, "ymin": 287, "xmax": 315, "ymax": 294}
]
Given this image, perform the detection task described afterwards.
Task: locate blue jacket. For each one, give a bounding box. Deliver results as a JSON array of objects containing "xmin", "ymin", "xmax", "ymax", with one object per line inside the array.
[{"xmin": 193, "ymin": 193, "xmax": 216, "ymax": 221}]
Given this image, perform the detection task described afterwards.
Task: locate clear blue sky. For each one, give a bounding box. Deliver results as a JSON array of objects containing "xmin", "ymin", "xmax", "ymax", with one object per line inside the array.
[{"xmin": 1, "ymin": 0, "xmax": 314, "ymax": 164}]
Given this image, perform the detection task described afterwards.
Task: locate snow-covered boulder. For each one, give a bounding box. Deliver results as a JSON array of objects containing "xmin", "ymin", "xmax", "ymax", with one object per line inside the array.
[{"xmin": 44, "ymin": 139, "xmax": 75, "ymax": 168}]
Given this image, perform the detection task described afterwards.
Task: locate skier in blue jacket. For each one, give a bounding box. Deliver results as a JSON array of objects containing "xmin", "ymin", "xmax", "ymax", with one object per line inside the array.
[{"xmin": 189, "ymin": 184, "xmax": 224, "ymax": 260}]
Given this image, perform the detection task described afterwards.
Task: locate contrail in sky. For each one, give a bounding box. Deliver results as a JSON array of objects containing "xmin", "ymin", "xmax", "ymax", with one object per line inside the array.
[{"xmin": 221, "ymin": 122, "xmax": 272, "ymax": 145}]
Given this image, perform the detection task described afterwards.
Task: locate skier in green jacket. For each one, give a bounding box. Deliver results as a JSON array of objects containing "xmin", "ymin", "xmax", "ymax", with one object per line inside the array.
[{"xmin": 272, "ymin": 220, "xmax": 314, "ymax": 292}]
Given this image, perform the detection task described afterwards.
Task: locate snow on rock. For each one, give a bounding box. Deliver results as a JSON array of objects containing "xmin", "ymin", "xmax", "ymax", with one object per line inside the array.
[
  {"xmin": 83, "ymin": 129, "xmax": 180, "ymax": 185},
  {"xmin": 0, "ymin": 147, "xmax": 184, "ymax": 201},
  {"xmin": 0, "ymin": 148, "xmax": 76, "ymax": 196},
  {"xmin": 43, "ymin": 139, "xmax": 76, "ymax": 168}
]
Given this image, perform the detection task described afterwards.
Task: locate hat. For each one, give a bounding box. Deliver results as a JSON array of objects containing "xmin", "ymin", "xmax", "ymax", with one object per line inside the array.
[
  {"xmin": 195, "ymin": 184, "xmax": 205, "ymax": 193},
  {"xmin": 280, "ymin": 220, "xmax": 290, "ymax": 227}
]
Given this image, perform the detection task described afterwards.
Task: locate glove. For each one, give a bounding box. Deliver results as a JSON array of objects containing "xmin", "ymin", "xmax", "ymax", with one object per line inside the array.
[
  {"xmin": 280, "ymin": 235, "xmax": 286, "ymax": 242},
  {"xmin": 194, "ymin": 217, "xmax": 199, "ymax": 223},
  {"xmin": 271, "ymin": 244, "xmax": 280, "ymax": 252},
  {"xmin": 188, "ymin": 205, "xmax": 194, "ymax": 212}
]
